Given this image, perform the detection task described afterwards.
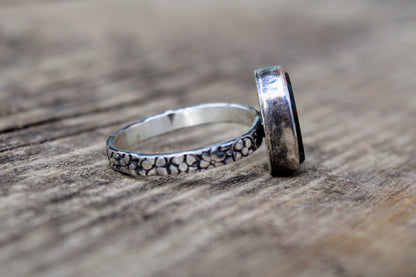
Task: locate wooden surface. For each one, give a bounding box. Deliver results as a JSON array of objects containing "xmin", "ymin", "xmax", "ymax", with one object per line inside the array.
[{"xmin": 1, "ymin": 1, "xmax": 416, "ymax": 276}]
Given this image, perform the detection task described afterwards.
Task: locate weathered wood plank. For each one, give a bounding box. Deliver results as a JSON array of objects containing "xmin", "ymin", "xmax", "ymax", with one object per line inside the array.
[{"xmin": 1, "ymin": 1, "xmax": 416, "ymax": 277}]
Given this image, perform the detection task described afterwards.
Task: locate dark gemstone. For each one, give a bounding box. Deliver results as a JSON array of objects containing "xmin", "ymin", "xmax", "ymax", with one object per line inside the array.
[{"xmin": 285, "ymin": 72, "xmax": 305, "ymax": 163}]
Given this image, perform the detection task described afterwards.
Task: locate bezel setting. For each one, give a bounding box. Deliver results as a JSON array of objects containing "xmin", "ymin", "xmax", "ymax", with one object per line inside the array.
[{"xmin": 255, "ymin": 65, "xmax": 304, "ymax": 175}]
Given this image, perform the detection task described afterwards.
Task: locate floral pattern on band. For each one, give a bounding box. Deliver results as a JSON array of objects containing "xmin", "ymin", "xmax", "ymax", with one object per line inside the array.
[{"xmin": 106, "ymin": 124, "xmax": 263, "ymax": 177}]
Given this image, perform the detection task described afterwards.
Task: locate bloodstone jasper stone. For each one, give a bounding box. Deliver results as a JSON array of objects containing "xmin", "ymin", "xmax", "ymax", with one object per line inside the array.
[{"xmin": 285, "ymin": 71, "xmax": 305, "ymax": 164}]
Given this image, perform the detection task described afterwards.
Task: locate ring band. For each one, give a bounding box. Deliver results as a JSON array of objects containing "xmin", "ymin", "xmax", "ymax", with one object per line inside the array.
[
  {"xmin": 255, "ymin": 65, "xmax": 305, "ymax": 175},
  {"xmin": 106, "ymin": 103, "xmax": 263, "ymax": 177}
]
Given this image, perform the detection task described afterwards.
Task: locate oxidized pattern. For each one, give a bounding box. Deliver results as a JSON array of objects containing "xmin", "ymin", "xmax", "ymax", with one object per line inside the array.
[{"xmin": 106, "ymin": 124, "xmax": 263, "ymax": 177}]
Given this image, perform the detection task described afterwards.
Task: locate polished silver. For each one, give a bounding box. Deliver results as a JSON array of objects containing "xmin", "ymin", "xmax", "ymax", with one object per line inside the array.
[
  {"xmin": 255, "ymin": 65, "xmax": 304, "ymax": 175},
  {"xmin": 106, "ymin": 103, "xmax": 263, "ymax": 177}
]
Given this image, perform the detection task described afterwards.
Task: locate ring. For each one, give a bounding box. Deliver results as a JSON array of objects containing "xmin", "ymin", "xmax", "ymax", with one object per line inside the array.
[
  {"xmin": 106, "ymin": 103, "xmax": 263, "ymax": 177},
  {"xmin": 255, "ymin": 65, "xmax": 305, "ymax": 175}
]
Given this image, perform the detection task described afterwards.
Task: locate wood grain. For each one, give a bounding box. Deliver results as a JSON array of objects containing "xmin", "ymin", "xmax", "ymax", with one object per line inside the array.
[{"xmin": 1, "ymin": 0, "xmax": 416, "ymax": 276}]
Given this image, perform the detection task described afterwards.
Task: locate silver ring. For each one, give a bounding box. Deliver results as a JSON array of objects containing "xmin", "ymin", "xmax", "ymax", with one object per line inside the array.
[
  {"xmin": 106, "ymin": 103, "xmax": 263, "ymax": 177},
  {"xmin": 255, "ymin": 65, "xmax": 305, "ymax": 175}
]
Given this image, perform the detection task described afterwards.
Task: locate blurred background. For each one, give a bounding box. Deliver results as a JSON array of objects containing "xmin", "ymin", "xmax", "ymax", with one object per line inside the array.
[{"xmin": 1, "ymin": 0, "xmax": 415, "ymax": 129}]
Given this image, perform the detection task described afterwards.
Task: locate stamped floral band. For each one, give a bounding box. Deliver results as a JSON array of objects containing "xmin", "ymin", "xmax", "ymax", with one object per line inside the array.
[{"xmin": 107, "ymin": 103, "xmax": 263, "ymax": 177}]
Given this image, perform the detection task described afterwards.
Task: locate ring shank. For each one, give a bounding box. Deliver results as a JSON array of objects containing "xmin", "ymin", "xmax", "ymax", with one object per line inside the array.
[
  {"xmin": 107, "ymin": 103, "xmax": 263, "ymax": 177},
  {"xmin": 113, "ymin": 104, "xmax": 256, "ymax": 149}
]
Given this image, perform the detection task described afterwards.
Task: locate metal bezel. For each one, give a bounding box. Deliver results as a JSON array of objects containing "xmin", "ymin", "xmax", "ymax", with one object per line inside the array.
[{"xmin": 255, "ymin": 65, "xmax": 304, "ymax": 175}]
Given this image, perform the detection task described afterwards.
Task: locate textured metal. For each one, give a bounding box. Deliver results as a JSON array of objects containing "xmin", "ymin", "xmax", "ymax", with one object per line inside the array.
[
  {"xmin": 255, "ymin": 65, "xmax": 304, "ymax": 175},
  {"xmin": 106, "ymin": 103, "xmax": 263, "ymax": 177}
]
